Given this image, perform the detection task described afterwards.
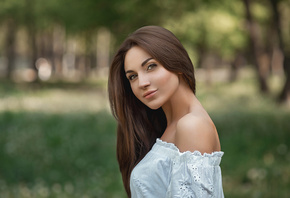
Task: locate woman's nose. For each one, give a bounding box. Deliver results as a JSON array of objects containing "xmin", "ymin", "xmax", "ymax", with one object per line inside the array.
[{"xmin": 138, "ymin": 75, "xmax": 150, "ymax": 89}]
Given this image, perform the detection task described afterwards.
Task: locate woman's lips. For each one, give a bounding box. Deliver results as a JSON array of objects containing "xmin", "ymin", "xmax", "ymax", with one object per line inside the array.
[{"xmin": 143, "ymin": 90, "xmax": 157, "ymax": 99}]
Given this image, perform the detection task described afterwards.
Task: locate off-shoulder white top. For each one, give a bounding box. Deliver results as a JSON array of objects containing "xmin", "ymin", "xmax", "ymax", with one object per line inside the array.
[{"xmin": 130, "ymin": 139, "xmax": 224, "ymax": 198}]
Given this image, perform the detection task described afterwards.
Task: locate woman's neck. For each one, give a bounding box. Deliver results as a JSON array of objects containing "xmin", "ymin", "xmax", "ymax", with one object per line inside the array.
[{"xmin": 162, "ymin": 82, "xmax": 197, "ymax": 126}]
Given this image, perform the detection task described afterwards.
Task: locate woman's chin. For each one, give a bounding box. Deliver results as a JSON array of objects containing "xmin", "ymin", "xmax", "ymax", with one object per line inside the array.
[{"xmin": 146, "ymin": 103, "xmax": 162, "ymax": 110}]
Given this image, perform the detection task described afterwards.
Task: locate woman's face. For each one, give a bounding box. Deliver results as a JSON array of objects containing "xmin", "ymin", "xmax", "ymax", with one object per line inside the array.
[{"xmin": 124, "ymin": 46, "xmax": 180, "ymax": 110}]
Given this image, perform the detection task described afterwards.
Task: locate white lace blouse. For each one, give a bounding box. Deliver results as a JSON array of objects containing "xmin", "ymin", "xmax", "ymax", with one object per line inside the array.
[{"xmin": 130, "ymin": 139, "xmax": 224, "ymax": 198}]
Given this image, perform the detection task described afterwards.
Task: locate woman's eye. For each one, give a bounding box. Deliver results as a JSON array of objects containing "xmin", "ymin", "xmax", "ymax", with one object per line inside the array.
[
  {"xmin": 129, "ymin": 74, "xmax": 137, "ymax": 81},
  {"xmin": 147, "ymin": 63, "xmax": 157, "ymax": 71}
]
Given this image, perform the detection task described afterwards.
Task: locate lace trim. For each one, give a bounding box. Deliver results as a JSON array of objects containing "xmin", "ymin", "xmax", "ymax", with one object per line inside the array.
[
  {"xmin": 178, "ymin": 177, "xmax": 195, "ymax": 198},
  {"xmin": 156, "ymin": 138, "xmax": 224, "ymax": 157}
]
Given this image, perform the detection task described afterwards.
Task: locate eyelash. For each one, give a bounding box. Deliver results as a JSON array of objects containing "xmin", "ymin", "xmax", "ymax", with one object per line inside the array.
[{"xmin": 128, "ymin": 63, "xmax": 157, "ymax": 81}]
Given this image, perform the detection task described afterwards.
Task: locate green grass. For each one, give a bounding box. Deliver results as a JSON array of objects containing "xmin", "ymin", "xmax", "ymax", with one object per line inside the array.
[
  {"xmin": 0, "ymin": 111, "xmax": 125, "ymax": 198},
  {"xmin": 0, "ymin": 70, "xmax": 289, "ymax": 197},
  {"xmin": 213, "ymin": 111, "xmax": 290, "ymax": 197}
]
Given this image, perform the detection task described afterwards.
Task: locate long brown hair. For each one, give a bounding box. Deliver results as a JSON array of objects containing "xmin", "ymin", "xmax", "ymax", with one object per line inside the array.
[{"xmin": 108, "ymin": 26, "xmax": 195, "ymax": 196}]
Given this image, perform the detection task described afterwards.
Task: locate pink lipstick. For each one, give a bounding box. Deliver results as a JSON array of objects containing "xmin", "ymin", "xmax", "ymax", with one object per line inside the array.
[{"xmin": 143, "ymin": 90, "xmax": 157, "ymax": 99}]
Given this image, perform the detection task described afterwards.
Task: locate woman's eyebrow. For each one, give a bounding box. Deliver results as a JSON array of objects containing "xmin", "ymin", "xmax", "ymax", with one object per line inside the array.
[
  {"xmin": 125, "ymin": 70, "xmax": 133, "ymax": 75},
  {"xmin": 141, "ymin": 58, "xmax": 153, "ymax": 66}
]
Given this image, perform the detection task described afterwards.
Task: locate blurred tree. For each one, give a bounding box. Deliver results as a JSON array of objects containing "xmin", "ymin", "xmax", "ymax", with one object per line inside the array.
[
  {"xmin": 25, "ymin": 0, "xmax": 38, "ymax": 74},
  {"xmin": 4, "ymin": 18, "xmax": 16, "ymax": 79},
  {"xmin": 0, "ymin": 0, "xmax": 288, "ymax": 91},
  {"xmin": 164, "ymin": 0, "xmax": 247, "ymax": 82},
  {"xmin": 0, "ymin": 0, "xmax": 25, "ymax": 79},
  {"xmin": 105, "ymin": 0, "xmax": 165, "ymax": 43},
  {"xmin": 269, "ymin": 0, "xmax": 290, "ymax": 103},
  {"xmin": 37, "ymin": 0, "xmax": 165, "ymax": 77},
  {"xmin": 242, "ymin": 0, "xmax": 270, "ymax": 93}
]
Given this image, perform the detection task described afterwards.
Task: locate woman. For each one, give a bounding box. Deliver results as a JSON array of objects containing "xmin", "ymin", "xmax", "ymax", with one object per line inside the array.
[{"xmin": 108, "ymin": 26, "xmax": 224, "ymax": 197}]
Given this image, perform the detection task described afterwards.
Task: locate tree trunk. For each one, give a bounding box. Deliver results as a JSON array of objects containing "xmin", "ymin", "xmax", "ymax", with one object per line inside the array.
[
  {"xmin": 243, "ymin": 0, "xmax": 269, "ymax": 93},
  {"xmin": 5, "ymin": 19, "xmax": 17, "ymax": 79},
  {"xmin": 53, "ymin": 25, "xmax": 65, "ymax": 78},
  {"xmin": 229, "ymin": 52, "xmax": 244, "ymax": 82},
  {"xmin": 84, "ymin": 31, "xmax": 93, "ymax": 78},
  {"xmin": 25, "ymin": 0, "xmax": 38, "ymax": 80},
  {"xmin": 278, "ymin": 57, "xmax": 290, "ymax": 102},
  {"xmin": 269, "ymin": 0, "xmax": 290, "ymax": 103},
  {"xmin": 27, "ymin": 23, "xmax": 38, "ymax": 73}
]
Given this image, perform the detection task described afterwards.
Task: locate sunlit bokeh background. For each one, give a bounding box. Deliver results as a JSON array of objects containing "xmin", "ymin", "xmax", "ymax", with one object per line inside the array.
[{"xmin": 0, "ymin": 0, "xmax": 289, "ymax": 197}]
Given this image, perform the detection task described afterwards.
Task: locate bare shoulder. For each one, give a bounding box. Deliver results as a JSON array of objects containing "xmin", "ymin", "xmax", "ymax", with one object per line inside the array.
[{"xmin": 175, "ymin": 113, "xmax": 221, "ymax": 154}]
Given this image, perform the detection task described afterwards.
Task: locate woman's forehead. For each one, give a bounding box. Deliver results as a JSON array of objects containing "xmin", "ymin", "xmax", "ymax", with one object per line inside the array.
[{"xmin": 124, "ymin": 46, "xmax": 152, "ymax": 71}]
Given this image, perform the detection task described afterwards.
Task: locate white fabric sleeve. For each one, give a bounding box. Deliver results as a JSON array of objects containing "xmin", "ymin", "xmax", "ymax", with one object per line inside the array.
[{"xmin": 166, "ymin": 151, "xmax": 224, "ymax": 198}]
